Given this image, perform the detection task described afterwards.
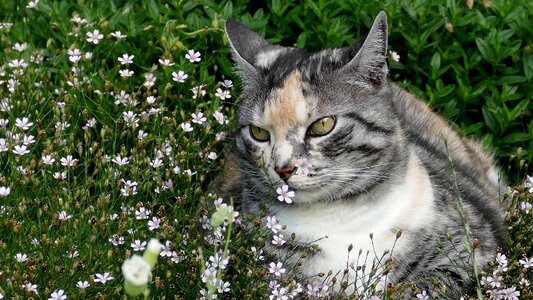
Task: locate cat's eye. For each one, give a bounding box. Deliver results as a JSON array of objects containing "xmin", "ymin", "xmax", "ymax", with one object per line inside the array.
[
  {"xmin": 309, "ymin": 116, "xmax": 336, "ymax": 136},
  {"xmin": 249, "ymin": 125, "xmax": 270, "ymax": 142}
]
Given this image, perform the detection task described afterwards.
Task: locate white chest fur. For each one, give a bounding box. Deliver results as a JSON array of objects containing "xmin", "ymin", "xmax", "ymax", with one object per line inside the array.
[{"xmin": 273, "ymin": 150, "xmax": 436, "ymax": 286}]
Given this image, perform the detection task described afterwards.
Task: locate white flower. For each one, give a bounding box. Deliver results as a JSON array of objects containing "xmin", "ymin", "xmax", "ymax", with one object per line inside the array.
[
  {"xmin": 143, "ymin": 73, "xmax": 156, "ymax": 87},
  {"xmin": 0, "ymin": 139, "xmax": 8, "ymax": 152},
  {"xmin": 180, "ymin": 122, "xmax": 193, "ymax": 132},
  {"xmin": 215, "ymin": 88, "xmax": 231, "ymax": 100},
  {"xmin": 58, "ymin": 211, "xmax": 72, "ymax": 221},
  {"xmin": 185, "ymin": 49, "xmax": 201, "ymax": 63},
  {"xmin": 16, "ymin": 253, "xmax": 28, "ymax": 262},
  {"xmin": 70, "ymin": 17, "xmax": 88, "ymax": 25},
  {"xmin": 119, "ymin": 69, "xmax": 134, "ymax": 77},
  {"xmin": 192, "ymin": 111, "xmax": 207, "ymax": 125},
  {"xmin": 148, "ymin": 217, "xmax": 161, "ymax": 231},
  {"xmin": 213, "ymin": 111, "xmax": 227, "ymax": 125},
  {"xmin": 48, "ymin": 289, "xmax": 67, "ymax": 300},
  {"xmin": 222, "ymin": 80, "xmax": 233, "ymax": 88},
  {"xmin": 191, "ymin": 85, "xmax": 206, "ymax": 99},
  {"xmin": 122, "ymin": 255, "xmax": 151, "ymax": 296},
  {"xmin": 118, "ymin": 54, "xmax": 134, "ymax": 65},
  {"xmin": 22, "ymin": 282, "xmax": 38, "ymax": 293},
  {"xmin": 131, "ymin": 240, "xmax": 147, "ymax": 252},
  {"xmin": 146, "ymin": 96, "xmax": 157, "ymax": 104},
  {"xmin": 272, "ymin": 234, "xmax": 286, "ymax": 246},
  {"xmin": 0, "ymin": 186, "xmax": 10, "ymax": 197},
  {"xmin": 60, "ymin": 155, "xmax": 78, "ymax": 167},
  {"xmin": 519, "ymin": 256, "xmax": 533, "ymax": 269},
  {"xmin": 294, "ymin": 158, "xmax": 312, "ymax": 175},
  {"xmin": 112, "ymin": 155, "xmax": 130, "ymax": 166},
  {"xmin": 416, "ymin": 290, "xmax": 429, "ymax": 300},
  {"xmin": 207, "ymin": 152, "xmax": 217, "ymax": 160},
  {"xmin": 94, "ymin": 272, "xmax": 114, "ymax": 284},
  {"xmin": 276, "ymin": 185, "xmax": 295, "ymax": 204},
  {"xmin": 172, "ymin": 70, "xmax": 188, "ymax": 83},
  {"xmin": 135, "ymin": 207, "xmax": 150, "ymax": 220},
  {"xmin": 110, "ymin": 31, "xmax": 127, "ymax": 39},
  {"xmin": 15, "ymin": 117, "xmax": 33, "ymax": 130},
  {"xmin": 268, "ymin": 262, "xmax": 286, "ymax": 277},
  {"xmin": 13, "ymin": 144, "xmax": 30, "ymax": 155},
  {"xmin": 86, "ymin": 29, "xmax": 104, "ymax": 44},
  {"xmin": 26, "ymin": 0, "xmax": 40, "ymax": 9},
  {"xmin": 266, "ymin": 216, "xmax": 282, "ymax": 234},
  {"xmin": 158, "ymin": 58, "xmax": 174, "ymax": 66},
  {"xmin": 389, "ymin": 50, "xmax": 400, "ymax": 62},
  {"xmin": 520, "ymin": 201, "xmax": 532, "ymax": 213},
  {"xmin": 76, "ymin": 281, "xmax": 90, "ymax": 289}
]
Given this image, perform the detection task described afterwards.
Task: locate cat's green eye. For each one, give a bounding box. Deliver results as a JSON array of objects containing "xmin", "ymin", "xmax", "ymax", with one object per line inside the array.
[
  {"xmin": 250, "ymin": 125, "xmax": 270, "ymax": 142},
  {"xmin": 309, "ymin": 116, "xmax": 336, "ymax": 136}
]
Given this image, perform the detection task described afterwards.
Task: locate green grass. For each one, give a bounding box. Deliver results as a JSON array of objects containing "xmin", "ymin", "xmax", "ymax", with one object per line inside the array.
[{"xmin": 0, "ymin": 1, "xmax": 531, "ymax": 299}]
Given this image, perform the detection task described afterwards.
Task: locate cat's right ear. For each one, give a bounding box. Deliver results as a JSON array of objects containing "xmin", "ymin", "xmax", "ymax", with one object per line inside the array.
[{"xmin": 225, "ymin": 19, "xmax": 283, "ymax": 81}]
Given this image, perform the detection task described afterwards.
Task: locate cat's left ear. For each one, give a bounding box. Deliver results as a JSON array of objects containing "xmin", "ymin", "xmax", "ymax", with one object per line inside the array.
[
  {"xmin": 342, "ymin": 11, "xmax": 389, "ymax": 87},
  {"xmin": 225, "ymin": 19, "xmax": 284, "ymax": 83}
]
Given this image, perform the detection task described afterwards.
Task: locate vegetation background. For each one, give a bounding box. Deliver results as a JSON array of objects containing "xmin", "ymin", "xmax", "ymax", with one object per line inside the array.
[{"xmin": 0, "ymin": 0, "xmax": 531, "ymax": 299}]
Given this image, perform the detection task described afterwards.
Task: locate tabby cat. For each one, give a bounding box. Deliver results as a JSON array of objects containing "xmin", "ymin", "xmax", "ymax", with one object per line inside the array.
[{"xmin": 218, "ymin": 11, "xmax": 506, "ymax": 297}]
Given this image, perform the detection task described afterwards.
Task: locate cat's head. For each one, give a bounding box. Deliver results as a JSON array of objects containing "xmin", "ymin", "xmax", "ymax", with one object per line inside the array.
[{"xmin": 226, "ymin": 12, "xmax": 405, "ymax": 204}]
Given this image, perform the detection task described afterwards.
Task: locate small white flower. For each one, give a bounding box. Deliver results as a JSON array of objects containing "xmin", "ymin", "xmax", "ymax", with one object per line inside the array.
[
  {"xmin": 76, "ymin": 280, "xmax": 90, "ymax": 289},
  {"xmin": 118, "ymin": 54, "xmax": 134, "ymax": 65},
  {"xmin": 207, "ymin": 152, "xmax": 217, "ymax": 160},
  {"xmin": 119, "ymin": 69, "xmax": 134, "ymax": 77},
  {"xmin": 48, "ymin": 289, "xmax": 67, "ymax": 300},
  {"xmin": 268, "ymin": 261, "xmax": 286, "ymax": 277},
  {"xmin": 192, "ymin": 111, "xmax": 207, "ymax": 125},
  {"xmin": 294, "ymin": 158, "xmax": 312, "ymax": 175},
  {"xmin": 158, "ymin": 58, "xmax": 174, "ymax": 66},
  {"xmin": 215, "ymin": 88, "xmax": 231, "ymax": 100},
  {"xmin": 416, "ymin": 290, "xmax": 429, "ymax": 300},
  {"xmin": 87, "ymin": 29, "xmax": 104, "ymax": 44},
  {"xmin": 180, "ymin": 122, "xmax": 193, "ymax": 132},
  {"xmin": 131, "ymin": 240, "xmax": 147, "ymax": 252},
  {"xmin": 266, "ymin": 216, "xmax": 282, "ymax": 234},
  {"xmin": 15, "ymin": 117, "xmax": 33, "ymax": 130},
  {"xmin": 22, "ymin": 282, "xmax": 38, "ymax": 293},
  {"xmin": 58, "ymin": 211, "xmax": 72, "ymax": 221},
  {"xmin": 60, "ymin": 155, "xmax": 78, "ymax": 167},
  {"xmin": 272, "ymin": 234, "xmax": 286, "ymax": 246},
  {"xmin": 71, "ymin": 17, "xmax": 88, "ymax": 25},
  {"xmin": 172, "ymin": 70, "xmax": 188, "ymax": 83},
  {"xmin": 389, "ymin": 50, "xmax": 400, "ymax": 62},
  {"xmin": 0, "ymin": 139, "xmax": 8, "ymax": 152},
  {"xmin": 143, "ymin": 73, "xmax": 156, "ymax": 87},
  {"xmin": 135, "ymin": 207, "xmax": 151, "ymax": 220},
  {"xmin": 0, "ymin": 186, "xmax": 10, "ymax": 197},
  {"xmin": 16, "ymin": 253, "xmax": 28, "ymax": 262},
  {"xmin": 13, "ymin": 144, "xmax": 30, "ymax": 155},
  {"xmin": 112, "ymin": 155, "xmax": 130, "ymax": 166},
  {"xmin": 276, "ymin": 185, "xmax": 295, "ymax": 204},
  {"xmin": 148, "ymin": 216, "xmax": 161, "ymax": 231},
  {"xmin": 185, "ymin": 49, "xmax": 201, "ymax": 63},
  {"xmin": 221, "ymin": 80, "xmax": 233, "ymax": 88},
  {"xmin": 191, "ymin": 85, "xmax": 206, "ymax": 99},
  {"xmin": 26, "ymin": 0, "xmax": 39, "ymax": 9},
  {"xmin": 94, "ymin": 272, "xmax": 114, "ymax": 284},
  {"xmin": 213, "ymin": 110, "xmax": 227, "ymax": 125},
  {"xmin": 110, "ymin": 31, "xmax": 127, "ymax": 39}
]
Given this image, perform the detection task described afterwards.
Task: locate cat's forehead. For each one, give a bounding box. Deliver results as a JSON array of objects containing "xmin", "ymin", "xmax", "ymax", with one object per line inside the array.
[{"xmin": 262, "ymin": 70, "xmax": 310, "ymax": 139}]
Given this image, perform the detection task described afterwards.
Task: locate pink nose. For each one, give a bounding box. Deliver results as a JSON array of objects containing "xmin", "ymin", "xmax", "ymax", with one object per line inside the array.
[{"xmin": 275, "ymin": 165, "xmax": 297, "ymax": 182}]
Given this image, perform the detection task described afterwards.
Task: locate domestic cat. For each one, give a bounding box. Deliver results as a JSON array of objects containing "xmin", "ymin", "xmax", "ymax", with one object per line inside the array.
[{"xmin": 218, "ymin": 11, "xmax": 506, "ymax": 297}]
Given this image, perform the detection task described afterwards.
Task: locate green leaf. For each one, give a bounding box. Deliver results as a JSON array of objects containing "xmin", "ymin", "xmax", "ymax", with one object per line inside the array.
[
  {"xmin": 510, "ymin": 99, "xmax": 530, "ymax": 120},
  {"xmin": 475, "ymin": 38, "xmax": 495, "ymax": 62},
  {"xmin": 500, "ymin": 132, "xmax": 531, "ymax": 144},
  {"xmin": 496, "ymin": 76, "xmax": 527, "ymax": 85}
]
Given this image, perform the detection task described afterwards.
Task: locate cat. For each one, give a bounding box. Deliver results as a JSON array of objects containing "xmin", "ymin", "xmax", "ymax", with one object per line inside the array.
[{"xmin": 217, "ymin": 11, "xmax": 507, "ymax": 297}]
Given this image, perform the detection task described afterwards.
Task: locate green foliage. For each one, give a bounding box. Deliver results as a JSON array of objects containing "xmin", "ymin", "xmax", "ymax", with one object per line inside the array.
[{"xmin": 0, "ymin": 0, "xmax": 531, "ymax": 299}]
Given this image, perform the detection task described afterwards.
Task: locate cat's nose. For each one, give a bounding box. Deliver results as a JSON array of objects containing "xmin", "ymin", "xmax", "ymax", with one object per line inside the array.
[{"xmin": 275, "ymin": 165, "xmax": 297, "ymax": 182}]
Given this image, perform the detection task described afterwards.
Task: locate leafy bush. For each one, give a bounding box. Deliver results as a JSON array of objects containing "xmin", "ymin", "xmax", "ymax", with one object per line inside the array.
[{"xmin": 0, "ymin": 0, "xmax": 531, "ymax": 299}]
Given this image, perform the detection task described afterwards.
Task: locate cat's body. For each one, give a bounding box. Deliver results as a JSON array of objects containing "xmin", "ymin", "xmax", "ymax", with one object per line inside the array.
[{"xmin": 219, "ymin": 12, "xmax": 506, "ymax": 296}]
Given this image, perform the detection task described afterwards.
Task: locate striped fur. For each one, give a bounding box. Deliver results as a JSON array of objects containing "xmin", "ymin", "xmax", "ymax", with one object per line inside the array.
[{"xmin": 220, "ymin": 12, "xmax": 506, "ymax": 296}]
